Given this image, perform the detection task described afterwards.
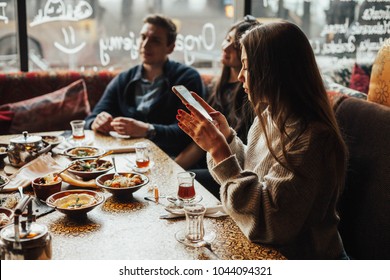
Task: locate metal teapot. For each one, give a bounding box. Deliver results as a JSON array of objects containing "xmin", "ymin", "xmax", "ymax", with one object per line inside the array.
[
  {"xmin": 7, "ymin": 131, "xmax": 51, "ymax": 167},
  {"xmin": 0, "ymin": 195, "xmax": 52, "ymax": 260}
]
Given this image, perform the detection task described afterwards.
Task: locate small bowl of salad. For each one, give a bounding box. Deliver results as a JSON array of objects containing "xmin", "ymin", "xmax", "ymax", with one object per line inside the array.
[
  {"xmin": 95, "ymin": 172, "xmax": 149, "ymax": 198},
  {"xmin": 67, "ymin": 159, "xmax": 113, "ymax": 180},
  {"xmin": 32, "ymin": 173, "xmax": 62, "ymax": 201}
]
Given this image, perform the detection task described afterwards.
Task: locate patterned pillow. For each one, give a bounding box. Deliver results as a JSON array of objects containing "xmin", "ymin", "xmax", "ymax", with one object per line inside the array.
[
  {"xmin": 0, "ymin": 110, "xmax": 14, "ymax": 134},
  {"xmin": 323, "ymin": 76, "xmax": 368, "ymax": 100},
  {"xmin": 0, "ymin": 79, "xmax": 90, "ymax": 134},
  {"xmin": 368, "ymin": 38, "xmax": 390, "ymax": 107},
  {"xmin": 323, "ymin": 67, "xmax": 352, "ymax": 88},
  {"xmin": 349, "ymin": 63, "xmax": 370, "ymax": 94}
]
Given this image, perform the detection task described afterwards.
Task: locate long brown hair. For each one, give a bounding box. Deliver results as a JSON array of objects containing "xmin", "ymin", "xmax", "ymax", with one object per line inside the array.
[
  {"xmin": 208, "ymin": 17, "xmax": 260, "ymax": 142},
  {"xmin": 241, "ymin": 21, "xmax": 347, "ymax": 186}
]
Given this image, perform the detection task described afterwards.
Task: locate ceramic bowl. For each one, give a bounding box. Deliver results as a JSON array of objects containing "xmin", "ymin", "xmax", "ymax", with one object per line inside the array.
[
  {"xmin": 95, "ymin": 172, "xmax": 149, "ymax": 198},
  {"xmin": 67, "ymin": 159, "xmax": 113, "ymax": 180},
  {"xmin": 32, "ymin": 174, "xmax": 62, "ymax": 201},
  {"xmin": 0, "ymin": 143, "xmax": 8, "ymax": 162},
  {"xmin": 0, "ymin": 175, "xmax": 10, "ymax": 192},
  {"xmin": 41, "ymin": 135, "xmax": 65, "ymax": 148},
  {"xmin": 46, "ymin": 189, "xmax": 104, "ymax": 217},
  {"xmin": 0, "ymin": 207, "xmax": 13, "ymax": 229},
  {"xmin": 63, "ymin": 146, "xmax": 105, "ymax": 159}
]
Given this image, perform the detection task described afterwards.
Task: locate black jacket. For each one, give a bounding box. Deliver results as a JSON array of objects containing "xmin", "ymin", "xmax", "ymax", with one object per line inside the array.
[{"xmin": 85, "ymin": 60, "xmax": 205, "ymax": 156}]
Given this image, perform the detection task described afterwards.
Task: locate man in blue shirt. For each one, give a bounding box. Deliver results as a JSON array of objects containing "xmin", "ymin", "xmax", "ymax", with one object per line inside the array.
[{"xmin": 85, "ymin": 14, "xmax": 205, "ymax": 157}]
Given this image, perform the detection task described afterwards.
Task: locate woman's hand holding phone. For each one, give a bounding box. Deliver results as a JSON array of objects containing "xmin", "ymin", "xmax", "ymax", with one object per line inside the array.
[{"xmin": 173, "ymin": 87, "xmax": 232, "ymax": 163}]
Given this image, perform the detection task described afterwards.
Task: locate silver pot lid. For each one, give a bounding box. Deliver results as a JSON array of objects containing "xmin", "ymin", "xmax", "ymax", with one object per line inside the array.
[
  {"xmin": 10, "ymin": 131, "xmax": 42, "ymax": 145},
  {"xmin": 0, "ymin": 222, "xmax": 48, "ymax": 243}
]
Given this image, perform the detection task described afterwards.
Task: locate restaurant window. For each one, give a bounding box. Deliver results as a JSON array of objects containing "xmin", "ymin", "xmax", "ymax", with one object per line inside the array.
[
  {"xmin": 250, "ymin": 0, "xmax": 390, "ymax": 68},
  {"xmin": 0, "ymin": 0, "xmax": 19, "ymax": 71},
  {"xmin": 0, "ymin": 0, "xmax": 236, "ymax": 73},
  {"xmin": 1, "ymin": 0, "xmax": 389, "ymax": 73}
]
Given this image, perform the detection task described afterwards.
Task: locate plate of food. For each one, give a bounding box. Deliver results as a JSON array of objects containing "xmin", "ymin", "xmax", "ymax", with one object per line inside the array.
[
  {"xmin": 0, "ymin": 207, "xmax": 13, "ymax": 229},
  {"xmin": 41, "ymin": 135, "xmax": 65, "ymax": 148},
  {"xmin": 95, "ymin": 172, "xmax": 149, "ymax": 198},
  {"xmin": 46, "ymin": 189, "xmax": 104, "ymax": 217},
  {"xmin": 0, "ymin": 175, "xmax": 10, "ymax": 192},
  {"xmin": 67, "ymin": 159, "xmax": 113, "ymax": 180},
  {"xmin": 63, "ymin": 146, "xmax": 105, "ymax": 159},
  {"xmin": 0, "ymin": 143, "xmax": 8, "ymax": 162}
]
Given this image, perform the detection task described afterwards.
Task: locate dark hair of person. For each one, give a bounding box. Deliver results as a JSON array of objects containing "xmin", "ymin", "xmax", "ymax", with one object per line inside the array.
[
  {"xmin": 208, "ymin": 16, "xmax": 260, "ymax": 141},
  {"xmin": 143, "ymin": 14, "xmax": 177, "ymax": 45},
  {"xmin": 240, "ymin": 21, "xmax": 347, "ymax": 190}
]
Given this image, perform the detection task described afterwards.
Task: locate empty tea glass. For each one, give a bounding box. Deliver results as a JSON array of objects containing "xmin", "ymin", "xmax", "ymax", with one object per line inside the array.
[
  {"xmin": 184, "ymin": 203, "xmax": 206, "ymax": 242},
  {"xmin": 134, "ymin": 142, "xmax": 150, "ymax": 172},
  {"xmin": 177, "ymin": 171, "xmax": 196, "ymax": 203}
]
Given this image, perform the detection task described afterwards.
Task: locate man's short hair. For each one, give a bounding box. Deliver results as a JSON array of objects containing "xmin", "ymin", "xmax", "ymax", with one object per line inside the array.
[{"xmin": 143, "ymin": 14, "xmax": 177, "ymax": 46}]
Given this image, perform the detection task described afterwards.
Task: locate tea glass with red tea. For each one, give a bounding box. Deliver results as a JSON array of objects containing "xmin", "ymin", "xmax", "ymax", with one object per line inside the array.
[
  {"xmin": 177, "ymin": 171, "xmax": 196, "ymax": 203},
  {"xmin": 135, "ymin": 142, "xmax": 150, "ymax": 172},
  {"xmin": 70, "ymin": 120, "xmax": 86, "ymax": 143}
]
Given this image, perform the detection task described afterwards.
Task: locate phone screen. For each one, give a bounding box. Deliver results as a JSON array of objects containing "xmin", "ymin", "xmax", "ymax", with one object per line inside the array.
[{"xmin": 172, "ymin": 85, "xmax": 212, "ymax": 121}]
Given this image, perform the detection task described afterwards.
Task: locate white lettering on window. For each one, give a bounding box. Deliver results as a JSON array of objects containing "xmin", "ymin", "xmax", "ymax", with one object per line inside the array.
[
  {"xmin": 30, "ymin": 0, "xmax": 93, "ymax": 27},
  {"xmin": 99, "ymin": 23, "xmax": 216, "ymax": 67},
  {"xmin": 0, "ymin": 2, "xmax": 8, "ymax": 24}
]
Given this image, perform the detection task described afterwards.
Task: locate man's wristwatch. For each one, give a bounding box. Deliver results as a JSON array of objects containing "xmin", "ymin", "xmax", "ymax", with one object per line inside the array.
[{"xmin": 146, "ymin": 124, "xmax": 156, "ymax": 139}]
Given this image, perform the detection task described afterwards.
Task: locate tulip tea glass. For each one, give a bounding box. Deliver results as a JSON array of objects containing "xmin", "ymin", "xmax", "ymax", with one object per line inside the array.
[
  {"xmin": 184, "ymin": 204, "xmax": 206, "ymax": 243},
  {"xmin": 177, "ymin": 171, "xmax": 196, "ymax": 203},
  {"xmin": 70, "ymin": 120, "xmax": 86, "ymax": 143},
  {"xmin": 135, "ymin": 142, "xmax": 150, "ymax": 172}
]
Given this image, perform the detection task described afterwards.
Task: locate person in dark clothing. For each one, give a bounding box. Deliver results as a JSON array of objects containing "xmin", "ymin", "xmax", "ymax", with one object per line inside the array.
[{"xmin": 85, "ymin": 14, "xmax": 205, "ymax": 157}]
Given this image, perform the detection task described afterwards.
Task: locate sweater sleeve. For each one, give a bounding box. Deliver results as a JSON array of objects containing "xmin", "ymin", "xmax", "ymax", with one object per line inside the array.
[
  {"xmin": 206, "ymin": 128, "xmax": 246, "ymax": 184},
  {"xmin": 213, "ymin": 130, "xmax": 339, "ymax": 246}
]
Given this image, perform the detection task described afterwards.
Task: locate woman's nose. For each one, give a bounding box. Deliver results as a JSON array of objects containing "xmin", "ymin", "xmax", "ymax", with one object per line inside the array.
[{"xmin": 237, "ymin": 69, "xmax": 243, "ymax": 82}]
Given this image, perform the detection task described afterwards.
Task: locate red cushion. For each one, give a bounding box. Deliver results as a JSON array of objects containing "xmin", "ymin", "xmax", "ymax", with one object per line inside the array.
[
  {"xmin": 0, "ymin": 110, "xmax": 14, "ymax": 134},
  {"xmin": 0, "ymin": 79, "xmax": 90, "ymax": 134},
  {"xmin": 349, "ymin": 63, "xmax": 370, "ymax": 94}
]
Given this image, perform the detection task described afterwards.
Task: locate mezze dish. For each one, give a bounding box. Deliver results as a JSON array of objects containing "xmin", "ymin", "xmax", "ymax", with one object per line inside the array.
[
  {"xmin": 96, "ymin": 172, "xmax": 149, "ymax": 198},
  {"xmin": 41, "ymin": 135, "xmax": 65, "ymax": 147},
  {"xmin": 63, "ymin": 146, "xmax": 105, "ymax": 159},
  {"xmin": 46, "ymin": 190, "xmax": 104, "ymax": 217},
  {"xmin": 67, "ymin": 159, "xmax": 113, "ymax": 180},
  {"xmin": 0, "ymin": 207, "xmax": 13, "ymax": 229},
  {"xmin": 0, "ymin": 175, "xmax": 10, "ymax": 191},
  {"xmin": 0, "ymin": 144, "xmax": 7, "ymax": 162}
]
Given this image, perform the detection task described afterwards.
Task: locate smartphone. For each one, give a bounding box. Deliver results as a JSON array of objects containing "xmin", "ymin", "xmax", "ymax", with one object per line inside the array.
[{"xmin": 172, "ymin": 85, "xmax": 212, "ymax": 121}]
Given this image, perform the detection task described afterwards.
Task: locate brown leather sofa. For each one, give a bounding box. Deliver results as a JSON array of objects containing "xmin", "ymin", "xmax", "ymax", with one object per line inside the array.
[{"xmin": 335, "ymin": 97, "xmax": 390, "ymax": 259}]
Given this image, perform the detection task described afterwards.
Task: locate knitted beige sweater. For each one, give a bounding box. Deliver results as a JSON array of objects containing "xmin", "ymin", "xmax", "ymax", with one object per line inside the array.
[{"xmin": 207, "ymin": 109, "xmax": 346, "ymax": 259}]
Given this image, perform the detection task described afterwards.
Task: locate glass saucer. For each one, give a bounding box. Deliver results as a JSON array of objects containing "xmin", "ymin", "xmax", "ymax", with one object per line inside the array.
[
  {"xmin": 129, "ymin": 161, "xmax": 155, "ymax": 173},
  {"xmin": 175, "ymin": 229, "xmax": 216, "ymax": 248},
  {"xmin": 167, "ymin": 194, "xmax": 203, "ymax": 205},
  {"xmin": 66, "ymin": 136, "xmax": 93, "ymax": 147},
  {"xmin": 164, "ymin": 194, "xmax": 203, "ymax": 215}
]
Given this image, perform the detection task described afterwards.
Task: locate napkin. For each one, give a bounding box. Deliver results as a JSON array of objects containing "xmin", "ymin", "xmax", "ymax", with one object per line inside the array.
[
  {"xmin": 160, "ymin": 205, "xmax": 228, "ymax": 219},
  {"xmin": 1, "ymin": 153, "xmax": 63, "ymax": 192}
]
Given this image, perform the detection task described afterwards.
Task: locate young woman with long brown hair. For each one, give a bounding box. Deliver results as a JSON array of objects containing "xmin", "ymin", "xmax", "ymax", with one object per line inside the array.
[{"xmin": 176, "ymin": 21, "xmax": 348, "ymax": 259}]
